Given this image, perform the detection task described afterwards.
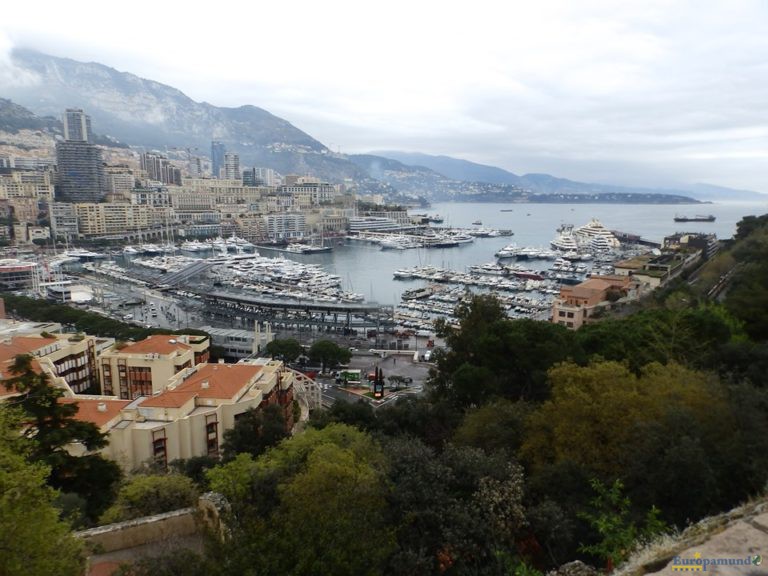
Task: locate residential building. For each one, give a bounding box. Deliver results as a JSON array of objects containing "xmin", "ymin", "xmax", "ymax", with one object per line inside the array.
[
  {"xmin": 50, "ymin": 202, "xmax": 79, "ymax": 239},
  {"xmin": 0, "ymin": 169, "xmax": 55, "ymax": 203},
  {"xmin": 199, "ymin": 323, "xmax": 275, "ymax": 360},
  {"xmin": 663, "ymin": 232, "xmax": 719, "ymax": 260},
  {"xmin": 99, "ymin": 334, "xmax": 210, "ymax": 399},
  {"xmin": 0, "ymin": 333, "xmax": 106, "ymax": 394},
  {"xmin": 62, "ymin": 358, "xmax": 296, "ymax": 471},
  {"xmin": 211, "ymin": 141, "xmax": 226, "ymax": 178},
  {"xmin": 223, "ymin": 153, "xmax": 240, "ymax": 180},
  {"xmin": 552, "ymin": 275, "xmax": 637, "ymax": 330},
  {"xmin": 279, "ymin": 181, "xmax": 338, "ymax": 206},
  {"xmin": 140, "ymin": 153, "xmax": 182, "ymax": 186},
  {"xmin": 63, "ymin": 108, "xmax": 92, "ymax": 142},
  {"xmin": 104, "ymin": 165, "xmax": 135, "ymax": 192},
  {"xmin": 55, "ymin": 140, "xmax": 106, "ymax": 203},
  {"xmin": 264, "ymin": 212, "xmax": 306, "ymax": 241}
]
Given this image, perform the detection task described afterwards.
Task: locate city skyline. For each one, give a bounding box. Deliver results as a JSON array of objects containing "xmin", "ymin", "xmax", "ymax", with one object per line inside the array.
[{"xmin": 2, "ymin": 1, "xmax": 768, "ymax": 192}]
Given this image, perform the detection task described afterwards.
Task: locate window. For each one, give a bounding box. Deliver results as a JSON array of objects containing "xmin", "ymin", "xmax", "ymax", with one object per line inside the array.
[
  {"xmin": 152, "ymin": 429, "xmax": 167, "ymax": 469},
  {"xmin": 558, "ymin": 310, "xmax": 566, "ymax": 317},
  {"xmin": 205, "ymin": 415, "xmax": 219, "ymax": 457}
]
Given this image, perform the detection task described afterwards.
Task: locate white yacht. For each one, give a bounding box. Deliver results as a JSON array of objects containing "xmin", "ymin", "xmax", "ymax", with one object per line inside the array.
[
  {"xmin": 550, "ymin": 225, "xmax": 580, "ymax": 252},
  {"xmin": 574, "ymin": 219, "xmax": 621, "ymax": 249},
  {"xmin": 180, "ymin": 239, "xmax": 209, "ymax": 252}
]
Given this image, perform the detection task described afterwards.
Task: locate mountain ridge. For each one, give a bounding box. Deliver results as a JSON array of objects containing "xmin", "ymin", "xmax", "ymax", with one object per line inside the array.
[
  {"xmin": 0, "ymin": 50, "xmax": 739, "ymax": 202},
  {"xmin": 374, "ymin": 150, "xmax": 766, "ymax": 201}
]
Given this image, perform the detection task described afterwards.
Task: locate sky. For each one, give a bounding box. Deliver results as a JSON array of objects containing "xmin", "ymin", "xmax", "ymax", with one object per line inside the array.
[{"xmin": 2, "ymin": 0, "xmax": 768, "ymax": 192}]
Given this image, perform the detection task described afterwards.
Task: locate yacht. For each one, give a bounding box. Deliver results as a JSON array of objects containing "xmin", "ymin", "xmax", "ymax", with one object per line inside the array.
[
  {"xmin": 63, "ymin": 248, "xmax": 107, "ymax": 260},
  {"xmin": 180, "ymin": 239, "xmax": 209, "ymax": 252},
  {"xmin": 550, "ymin": 225, "xmax": 580, "ymax": 252},
  {"xmin": 495, "ymin": 243, "xmax": 520, "ymax": 258},
  {"xmin": 574, "ymin": 218, "xmax": 620, "ymax": 249},
  {"xmin": 122, "ymin": 245, "xmax": 140, "ymax": 255},
  {"xmin": 139, "ymin": 243, "xmax": 163, "ymax": 255},
  {"xmin": 285, "ymin": 243, "xmax": 332, "ymax": 254}
]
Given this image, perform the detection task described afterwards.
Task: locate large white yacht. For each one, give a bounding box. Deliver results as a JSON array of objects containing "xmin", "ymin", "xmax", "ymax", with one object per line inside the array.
[
  {"xmin": 574, "ymin": 218, "xmax": 620, "ymax": 249},
  {"xmin": 550, "ymin": 225, "xmax": 580, "ymax": 251}
]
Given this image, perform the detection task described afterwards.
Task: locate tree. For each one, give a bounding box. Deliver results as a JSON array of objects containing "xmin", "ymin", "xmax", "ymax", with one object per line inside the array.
[
  {"xmin": 522, "ymin": 361, "xmax": 724, "ymax": 478},
  {"xmin": 308, "ymin": 339, "xmax": 351, "ymax": 372},
  {"xmin": 220, "ymin": 404, "xmax": 288, "ymax": 461},
  {"xmin": 100, "ymin": 474, "xmax": 199, "ymax": 524},
  {"xmin": 206, "ymin": 424, "xmax": 393, "ymax": 576},
  {"xmin": 5, "ymin": 354, "xmax": 123, "ymax": 520},
  {"xmin": 383, "ymin": 437, "xmax": 527, "ymax": 575},
  {"xmin": 431, "ymin": 295, "xmax": 581, "ymax": 405},
  {"xmin": 453, "ymin": 399, "xmax": 532, "ymax": 454},
  {"xmin": 578, "ymin": 479, "xmax": 666, "ymax": 572},
  {"xmin": 0, "ymin": 407, "xmax": 85, "ymax": 576},
  {"xmin": 265, "ymin": 338, "xmax": 303, "ymax": 362},
  {"xmin": 169, "ymin": 455, "xmax": 219, "ymax": 490}
]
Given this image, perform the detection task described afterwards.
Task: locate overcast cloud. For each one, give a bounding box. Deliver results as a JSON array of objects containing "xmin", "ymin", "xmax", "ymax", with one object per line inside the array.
[{"xmin": 2, "ymin": 0, "xmax": 768, "ymax": 191}]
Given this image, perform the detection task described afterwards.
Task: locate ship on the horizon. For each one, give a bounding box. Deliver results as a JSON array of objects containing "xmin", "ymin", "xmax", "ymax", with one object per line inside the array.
[{"xmin": 673, "ymin": 214, "xmax": 716, "ymax": 222}]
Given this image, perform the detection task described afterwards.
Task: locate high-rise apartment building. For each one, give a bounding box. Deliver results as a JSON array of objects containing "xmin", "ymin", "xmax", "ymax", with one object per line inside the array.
[
  {"xmin": 56, "ymin": 108, "xmax": 106, "ymax": 203},
  {"xmin": 140, "ymin": 153, "xmax": 182, "ymax": 185},
  {"xmin": 55, "ymin": 142, "xmax": 106, "ymax": 203},
  {"xmin": 211, "ymin": 141, "xmax": 226, "ymax": 178},
  {"xmin": 63, "ymin": 108, "xmax": 92, "ymax": 142},
  {"xmin": 223, "ymin": 152, "xmax": 240, "ymax": 180}
]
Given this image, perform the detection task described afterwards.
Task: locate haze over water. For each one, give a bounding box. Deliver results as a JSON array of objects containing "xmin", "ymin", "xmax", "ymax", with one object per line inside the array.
[{"xmin": 257, "ymin": 200, "xmax": 768, "ymax": 307}]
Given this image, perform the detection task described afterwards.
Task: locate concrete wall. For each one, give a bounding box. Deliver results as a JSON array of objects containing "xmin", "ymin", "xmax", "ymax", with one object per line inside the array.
[{"xmin": 76, "ymin": 507, "xmax": 198, "ymax": 553}]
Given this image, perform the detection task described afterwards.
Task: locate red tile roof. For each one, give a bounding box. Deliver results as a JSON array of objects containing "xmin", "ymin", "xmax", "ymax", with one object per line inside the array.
[
  {"xmin": 59, "ymin": 398, "xmax": 131, "ymax": 428},
  {"xmin": 140, "ymin": 363, "xmax": 262, "ymax": 409},
  {"xmin": 0, "ymin": 336, "xmax": 57, "ymax": 363},
  {"xmin": 0, "ymin": 336, "xmax": 57, "ymax": 396},
  {"xmin": 117, "ymin": 335, "xmax": 191, "ymax": 356}
]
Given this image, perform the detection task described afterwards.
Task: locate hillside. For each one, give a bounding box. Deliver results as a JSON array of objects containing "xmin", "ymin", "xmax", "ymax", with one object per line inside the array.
[
  {"xmin": 5, "ymin": 49, "xmax": 365, "ymax": 181},
  {"xmin": 376, "ymin": 150, "xmax": 765, "ymax": 201}
]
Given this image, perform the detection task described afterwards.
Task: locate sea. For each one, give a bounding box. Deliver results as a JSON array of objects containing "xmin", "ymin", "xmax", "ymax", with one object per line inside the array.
[{"xmin": 249, "ymin": 200, "xmax": 768, "ymax": 308}]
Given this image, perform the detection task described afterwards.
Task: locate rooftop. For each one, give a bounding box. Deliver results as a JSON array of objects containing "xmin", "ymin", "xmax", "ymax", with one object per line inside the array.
[
  {"xmin": 59, "ymin": 397, "xmax": 132, "ymax": 428},
  {"xmin": 140, "ymin": 363, "xmax": 263, "ymax": 409},
  {"xmin": 116, "ymin": 335, "xmax": 191, "ymax": 356}
]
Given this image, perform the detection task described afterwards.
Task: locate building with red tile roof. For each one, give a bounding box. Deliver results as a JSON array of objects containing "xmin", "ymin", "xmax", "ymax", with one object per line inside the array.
[{"xmin": 99, "ymin": 334, "xmax": 210, "ymax": 399}]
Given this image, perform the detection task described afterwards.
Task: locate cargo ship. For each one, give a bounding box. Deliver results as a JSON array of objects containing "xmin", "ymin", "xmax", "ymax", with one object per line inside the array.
[{"xmin": 673, "ymin": 215, "xmax": 716, "ymax": 222}]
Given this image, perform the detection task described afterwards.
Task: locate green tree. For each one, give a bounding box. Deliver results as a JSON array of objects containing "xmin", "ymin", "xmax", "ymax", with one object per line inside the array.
[
  {"xmin": 0, "ymin": 407, "xmax": 85, "ymax": 576},
  {"xmin": 100, "ymin": 474, "xmax": 199, "ymax": 524},
  {"xmin": 522, "ymin": 361, "xmax": 723, "ymax": 478},
  {"xmin": 5, "ymin": 354, "xmax": 122, "ymax": 520},
  {"xmin": 431, "ymin": 295, "xmax": 581, "ymax": 404},
  {"xmin": 206, "ymin": 424, "xmax": 392, "ymax": 576},
  {"xmin": 220, "ymin": 404, "xmax": 288, "ymax": 461},
  {"xmin": 383, "ymin": 437, "xmax": 527, "ymax": 575},
  {"xmin": 578, "ymin": 479, "xmax": 666, "ymax": 572},
  {"xmin": 308, "ymin": 339, "xmax": 351, "ymax": 372},
  {"xmin": 265, "ymin": 338, "xmax": 304, "ymax": 362},
  {"xmin": 453, "ymin": 399, "xmax": 532, "ymax": 454},
  {"xmin": 169, "ymin": 455, "xmax": 219, "ymax": 490}
]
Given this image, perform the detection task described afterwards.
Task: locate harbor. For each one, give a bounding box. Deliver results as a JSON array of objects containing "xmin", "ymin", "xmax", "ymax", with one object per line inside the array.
[{"xmin": 1, "ymin": 200, "xmax": 753, "ymax": 347}]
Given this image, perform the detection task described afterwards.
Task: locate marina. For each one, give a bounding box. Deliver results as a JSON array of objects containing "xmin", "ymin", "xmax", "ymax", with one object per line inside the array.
[{"xmin": 5, "ymin": 200, "xmax": 758, "ymax": 343}]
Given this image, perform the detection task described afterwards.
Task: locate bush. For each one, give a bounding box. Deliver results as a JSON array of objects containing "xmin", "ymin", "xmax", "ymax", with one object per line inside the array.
[{"xmin": 99, "ymin": 474, "xmax": 199, "ymax": 524}]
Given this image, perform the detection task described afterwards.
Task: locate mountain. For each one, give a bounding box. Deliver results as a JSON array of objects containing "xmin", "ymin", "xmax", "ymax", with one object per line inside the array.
[
  {"xmin": 0, "ymin": 98, "xmax": 59, "ymax": 133},
  {"xmin": 372, "ymin": 151, "xmax": 522, "ymax": 186},
  {"xmin": 375, "ymin": 150, "xmax": 766, "ymax": 201},
  {"xmin": 5, "ymin": 49, "xmax": 365, "ymax": 181}
]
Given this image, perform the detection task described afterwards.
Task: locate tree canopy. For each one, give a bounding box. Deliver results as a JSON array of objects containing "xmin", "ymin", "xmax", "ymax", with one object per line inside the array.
[{"xmin": 0, "ymin": 408, "xmax": 85, "ymax": 576}]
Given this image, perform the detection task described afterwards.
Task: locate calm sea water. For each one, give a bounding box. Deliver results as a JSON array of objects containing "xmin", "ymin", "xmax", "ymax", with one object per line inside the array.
[{"xmin": 256, "ymin": 200, "xmax": 768, "ymax": 307}]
